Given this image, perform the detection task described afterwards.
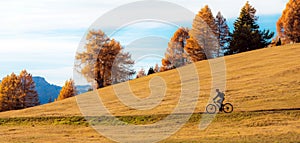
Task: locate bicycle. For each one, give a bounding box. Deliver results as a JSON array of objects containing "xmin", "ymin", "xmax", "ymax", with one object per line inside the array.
[{"xmin": 206, "ymin": 100, "xmax": 233, "ymax": 114}]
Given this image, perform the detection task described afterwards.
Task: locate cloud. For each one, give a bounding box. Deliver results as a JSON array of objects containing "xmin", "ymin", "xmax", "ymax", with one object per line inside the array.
[
  {"xmin": 0, "ymin": 0, "xmax": 288, "ymax": 36},
  {"xmin": 0, "ymin": 38, "xmax": 78, "ymax": 85}
]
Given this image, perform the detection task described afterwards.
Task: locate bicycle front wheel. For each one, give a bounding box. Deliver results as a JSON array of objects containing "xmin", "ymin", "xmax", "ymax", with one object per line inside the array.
[
  {"xmin": 206, "ymin": 104, "xmax": 217, "ymax": 114},
  {"xmin": 223, "ymin": 103, "xmax": 233, "ymax": 113}
]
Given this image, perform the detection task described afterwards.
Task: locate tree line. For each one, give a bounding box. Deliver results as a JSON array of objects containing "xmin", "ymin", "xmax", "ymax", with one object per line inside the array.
[
  {"xmin": 76, "ymin": 0, "xmax": 300, "ymax": 88},
  {"xmin": 0, "ymin": 70, "xmax": 77, "ymax": 112},
  {"xmin": 160, "ymin": 1, "xmax": 276, "ymax": 71},
  {"xmin": 0, "ymin": 70, "xmax": 39, "ymax": 111},
  {"xmin": 158, "ymin": 0, "xmax": 300, "ymax": 71},
  {"xmin": 1, "ymin": 0, "xmax": 298, "ymax": 111}
]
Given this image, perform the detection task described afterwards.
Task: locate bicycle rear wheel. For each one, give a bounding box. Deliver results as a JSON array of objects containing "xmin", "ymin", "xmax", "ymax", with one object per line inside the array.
[
  {"xmin": 223, "ymin": 103, "xmax": 233, "ymax": 113},
  {"xmin": 206, "ymin": 104, "xmax": 217, "ymax": 114}
]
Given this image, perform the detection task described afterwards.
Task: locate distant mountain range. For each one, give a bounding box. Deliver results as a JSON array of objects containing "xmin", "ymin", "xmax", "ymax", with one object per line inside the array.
[
  {"xmin": 33, "ymin": 77, "xmax": 92, "ymax": 104},
  {"xmin": 76, "ymin": 85, "xmax": 92, "ymax": 94},
  {"xmin": 0, "ymin": 76, "xmax": 91, "ymax": 105},
  {"xmin": 32, "ymin": 77, "xmax": 62, "ymax": 104}
]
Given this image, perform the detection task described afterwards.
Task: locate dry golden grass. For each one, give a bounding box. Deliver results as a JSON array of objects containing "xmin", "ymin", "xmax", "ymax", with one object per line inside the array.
[
  {"xmin": 0, "ymin": 44, "xmax": 299, "ymax": 142},
  {"xmin": 0, "ymin": 125, "xmax": 113, "ymax": 143},
  {"xmin": 162, "ymin": 111, "xmax": 300, "ymax": 143},
  {"xmin": 0, "ymin": 111, "xmax": 299, "ymax": 143}
]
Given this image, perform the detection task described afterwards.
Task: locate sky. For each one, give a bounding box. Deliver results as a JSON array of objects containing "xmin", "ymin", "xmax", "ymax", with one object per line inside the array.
[{"xmin": 0, "ymin": 0, "xmax": 288, "ymax": 86}]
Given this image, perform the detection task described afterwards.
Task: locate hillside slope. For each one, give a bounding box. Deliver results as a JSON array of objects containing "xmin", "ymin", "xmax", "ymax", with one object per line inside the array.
[
  {"xmin": 0, "ymin": 44, "xmax": 299, "ymax": 143},
  {"xmin": 0, "ymin": 44, "xmax": 299, "ymax": 118}
]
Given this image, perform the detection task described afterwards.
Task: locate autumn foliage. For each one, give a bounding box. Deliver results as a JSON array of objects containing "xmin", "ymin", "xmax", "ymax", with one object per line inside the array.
[
  {"xmin": 56, "ymin": 79, "xmax": 77, "ymax": 101},
  {"xmin": 0, "ymin": 70, "xmax": 39, "ymax": 111},
  {"xmin": 161, "ymin": 5, "xmax": 229, "ymax": 70},
  {"xmin": 184, "ymin": 37, "xmax": 206, "ymax": 62},
  {"xmin": 136, "ymin": 68, "xmax": 146, "ymax": 78},
  {"xmin": 161, "ymin": 27, "xmax": 189, "ymax": 71},
  {"xmin": 76, "ymin": 30, "xmax": 135, "ymax": 89},
  {"xmin": 277, "ymin": 0, "xmax": 300, "ymax": 43},
  {"xmin": 189, "ymin": 5, "xmax": 219, "ymax": 59}
]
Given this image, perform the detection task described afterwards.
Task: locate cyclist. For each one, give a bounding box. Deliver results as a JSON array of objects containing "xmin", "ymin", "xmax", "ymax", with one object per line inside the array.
[{"xmin": 213, "ymin": 89, "xmax": 225, "ymax": 111}]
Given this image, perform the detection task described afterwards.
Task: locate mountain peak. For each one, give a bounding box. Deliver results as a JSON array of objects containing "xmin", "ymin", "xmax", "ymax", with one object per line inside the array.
[{"xmin": 33, "ymin": 77, "xmax": 62, "ymax": 104}]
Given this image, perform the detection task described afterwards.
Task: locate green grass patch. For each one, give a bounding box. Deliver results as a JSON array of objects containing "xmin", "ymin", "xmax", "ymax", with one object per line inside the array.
[
  {"xmin": 0, "ymin": 116, "xmax": 88, "ymax": 126},
  {"xmin": 0, "ymin": 110, "xmax": 298, "ymax": 127}
]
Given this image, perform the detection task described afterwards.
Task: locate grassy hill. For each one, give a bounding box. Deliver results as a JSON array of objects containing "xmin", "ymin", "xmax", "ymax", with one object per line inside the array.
[{"xmin": 0, "ymin": 44, "xmax": 299, "ymax": 142}]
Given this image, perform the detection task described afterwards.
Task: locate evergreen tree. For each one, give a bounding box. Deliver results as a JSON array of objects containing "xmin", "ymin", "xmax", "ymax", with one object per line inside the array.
[
  {"xmin": 19, "ymin": 70, "xmax": 39, "ymax": 108},
  {"xmin": 276, "ymin": 38, "xmax": 282, "ymax": 46},
  {"xmin": 57, "ymin": 79, "xmax": 77, "ymax": 101},
  {"xmin": 277, "ymin": 0, "xmax": 300, "ymax": 43},
  {"xmin": 161, "ymin": 27, "xmax": 189, "ymax": 71},
  {"xmin": 215, "ymin": 11, "xmax": 230, "ymax": 57},
  {"xmin": 227, "ymin": 1, "xmax": 274, "ymax": 55},
  {"xmin": 147, "ymin": 67, "xmax": 155, "ymax": 75},
  {"xmin": 189, "ymin": 5, "xmax": 219, "ymax": 58}
]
